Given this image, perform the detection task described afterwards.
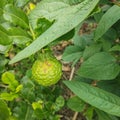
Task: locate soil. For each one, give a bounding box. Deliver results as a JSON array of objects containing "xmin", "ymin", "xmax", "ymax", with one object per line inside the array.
[{"xmin": 52, "ymin": 40, "xmax": 86, "ymax": 120}]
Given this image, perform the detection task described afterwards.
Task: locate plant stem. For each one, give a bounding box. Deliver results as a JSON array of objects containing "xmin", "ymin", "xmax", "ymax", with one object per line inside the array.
[
  {"xmin": 0, "ymin": 84, "xmax": 8, "ymax": 88},
  {"xmin": 29, "ymin": 24, "xmax": 36, "ymax": 40},
  {"xmin": 69, "ymin": 67, "xmax": 79, "ymax": 120},
  {"xmin": 72, "ymin": 112, "xmax": 79, "ymax": 120},
  {"xmin": 25, "ymin": 106, "xmax": 30, "ymax": 120},
  {"xmin": 69, "ymin": 67, "xmax": 75, "ymax": 81}
]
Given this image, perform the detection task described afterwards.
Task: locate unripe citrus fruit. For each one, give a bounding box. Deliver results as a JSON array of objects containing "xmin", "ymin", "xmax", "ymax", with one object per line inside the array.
[{"xmin": 32, "ymin": 53, "xmax": 62, "ymax": 86}]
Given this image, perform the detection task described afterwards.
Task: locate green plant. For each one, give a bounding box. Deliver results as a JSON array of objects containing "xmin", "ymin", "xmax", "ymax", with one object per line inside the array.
[{"xmin": 0, "ymin": 0, "xmax": 120, "ymax": 120}]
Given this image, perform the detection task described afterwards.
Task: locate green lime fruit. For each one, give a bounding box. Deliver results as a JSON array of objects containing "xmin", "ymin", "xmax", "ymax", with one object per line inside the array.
[{"xmin": 32, "ymin": 53, "xmax": 62, "ymax": 86}]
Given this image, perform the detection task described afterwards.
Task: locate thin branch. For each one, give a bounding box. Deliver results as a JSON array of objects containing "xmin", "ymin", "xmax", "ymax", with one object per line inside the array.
[
  {"xmin": 0, "ymin": 84, "xmax": 8, "ymax": 88},
  {"xmin": 69, "ymin": 67, "xmax": 79, "ymax": 120},
  {"xmin": 72, "ymin": 112, "xmax": 79, "ymax": 120},
  {"xmin": 69, "ymin": 67, "xmax": 75, "ymax": 81}
]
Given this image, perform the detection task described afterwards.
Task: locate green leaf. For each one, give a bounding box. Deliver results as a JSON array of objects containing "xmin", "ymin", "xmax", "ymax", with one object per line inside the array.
[
  {"xmin": 0, "ymin": 58, "xmax": 8, "ymax": 73},
  {"xmin": 73, "ymin": 32, "xmax": 94, "ymax": 48},
  {"xmin": 52, "ymin": 96, "xmax": 65, "ymax": 112},
  {"xmin": 62, "ymin": 45, "xmax": 83, "ymax": 63},
  {"xmin": 55, "ymin": 96, "xmax": 64, "ymax": 107},
  {"xmin": 0, "ymin": 99, "xmax": 10, "ymax": 120},
  {"xmin": 2, "ymin": 72, "xmax": 19, "ymax": 91},
  {"xmin": 64, "ymin": 81, "xmax": 120, "ymax": 117},
  {"xmin": 89, "ymin": 5, "xmax": 101, "ymax": 17},
  {"xmin": 95, "ymin": 109, "xmax": 119, "ymax": 120},
  {"xmin": 83, "ymin": 43, "xmax": 101, "ymax": 60},
  {"xmin": 0, "ymin": 0, "xmax": 7, "ymax": 15},
  {"xmin": 15, "ymin": 84, "xmax": 23, "ymax": 93},
  {"xmin": 9, "ymin": 0, "xmax": 99, "ymax": 64},
  {"xmin": 84, "ymin": 106, "xmax": 94, "ymax": 120},
  {"xmin": 15, "ymin": 0, "xmax": 30, "ymax": 7},
  {"xmin": 94, "ymin": 11, "xmax": 104, "ymax": 23},
  {"xmin": 109, "ymin": 45, "xmax": 120, "ymax": 52},
  {"xmin": 0, "ymin": 25, "xmax": 12, "ymax": 45},
  {"xmin": 8, "ymin": 27, "xmax": 32, "ymax": 44},
  {"xmin": 1, "ymin": 92, "xmax": 18, "ymax": 101},
  {"xmin": 97, "ymin": 79, "xmax": 120, "ymax": 97},
  {"xmin": 21, "ymin": 76, "xmax": 35, "ymax": 102},
  {"xmin": 32, "ymin": 100, "xmax": 43, "ymax": 110},
  {"xmin": 3, "ymin": 4, "xmax": 29, "ymax": 29},
  {"xmin": 99, "ymin": 0, "xmax": 110, "ymax": 4},
  {"xmin": 0, "ymin": 0, "xmax": 7, "ymax": 8},
  {"xmin": 50, "ymin": 29, "xmax": 75, "ymax": 46},
  {"xmin": 66, "ymin": 0, "xmax": 84, "ymax": 5},
  {"xmin": 101, "ymin": 38, "xmax": 112, "ymax": 52},
  {"xmin": 94, "ymin": 5, "xmax": 120, "ymax": 41},
  {"xmin": 67, "ymin": 96, "xmax": 85, "ymax": 112},
  {"xmin": 0, "ymin": 45, "xmax": 11, "ymax": 55},
  {"xmin": 77, "ymin": 52, "xmax": 120, "ymax": 80},
  {"xmin": 14, "ymin": 103, "xmax": 34, "ymax": 120},
  {"xmin": 102, "ymin": 28, "xmax": 117, "ymax": 41},
  {"xmin": 35, "ymin": 17, "xmax": 54, "ymax": 37},
  {"xmin": 9, "ymin": 116, "xmax": 18, "ymax": 120},
  {"xmin": 55, "ymin": 29, "xmax": 75, "ymax": 42}
]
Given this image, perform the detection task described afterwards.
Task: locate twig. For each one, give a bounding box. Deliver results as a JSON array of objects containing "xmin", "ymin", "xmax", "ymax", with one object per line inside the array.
[
  {"xmin": 0, "ymin": 84, "xmax": 8, "ymax": 88},
  {"xmin": 68, "ymin": 67, "xmax": 79, "ymax": 120},
  {"xmin": 63, "ymin": 74, "xmax": 68, "ymax": 80},
  {"xmin": 72, "ymin": 112, "xmax": 79, "ymax": 120},
  {"xmin": 69, "ymin": 67, "xmax": 75, "ymax": 81}
]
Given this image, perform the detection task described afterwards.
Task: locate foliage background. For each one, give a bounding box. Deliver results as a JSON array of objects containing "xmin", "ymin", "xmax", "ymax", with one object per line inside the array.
[{"xmin": 0, "ymin": 0, "xmax": 120, "ymax": 120}]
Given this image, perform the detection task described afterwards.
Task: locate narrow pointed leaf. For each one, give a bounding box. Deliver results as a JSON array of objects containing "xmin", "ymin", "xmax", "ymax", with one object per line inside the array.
[
  {"xmin": 3, "ymin": 4, "xmax": 29, "ymax": 29},
  {"xmin": 9, "ymin": 0, "xmax": 99, "ymax": 64},
  {"xmin": 94, "ymin": 5, "xmax": 120, "ymax": 41},
  {"xmin": 64, "ymin": 81, "xmax": 120, "ymax": 117}
]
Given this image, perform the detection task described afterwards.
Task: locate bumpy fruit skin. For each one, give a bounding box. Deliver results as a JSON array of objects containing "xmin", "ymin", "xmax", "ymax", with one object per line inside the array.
[{"xmin": 32, "ymin": 53, "xmax": 62, "ymax": 86}]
